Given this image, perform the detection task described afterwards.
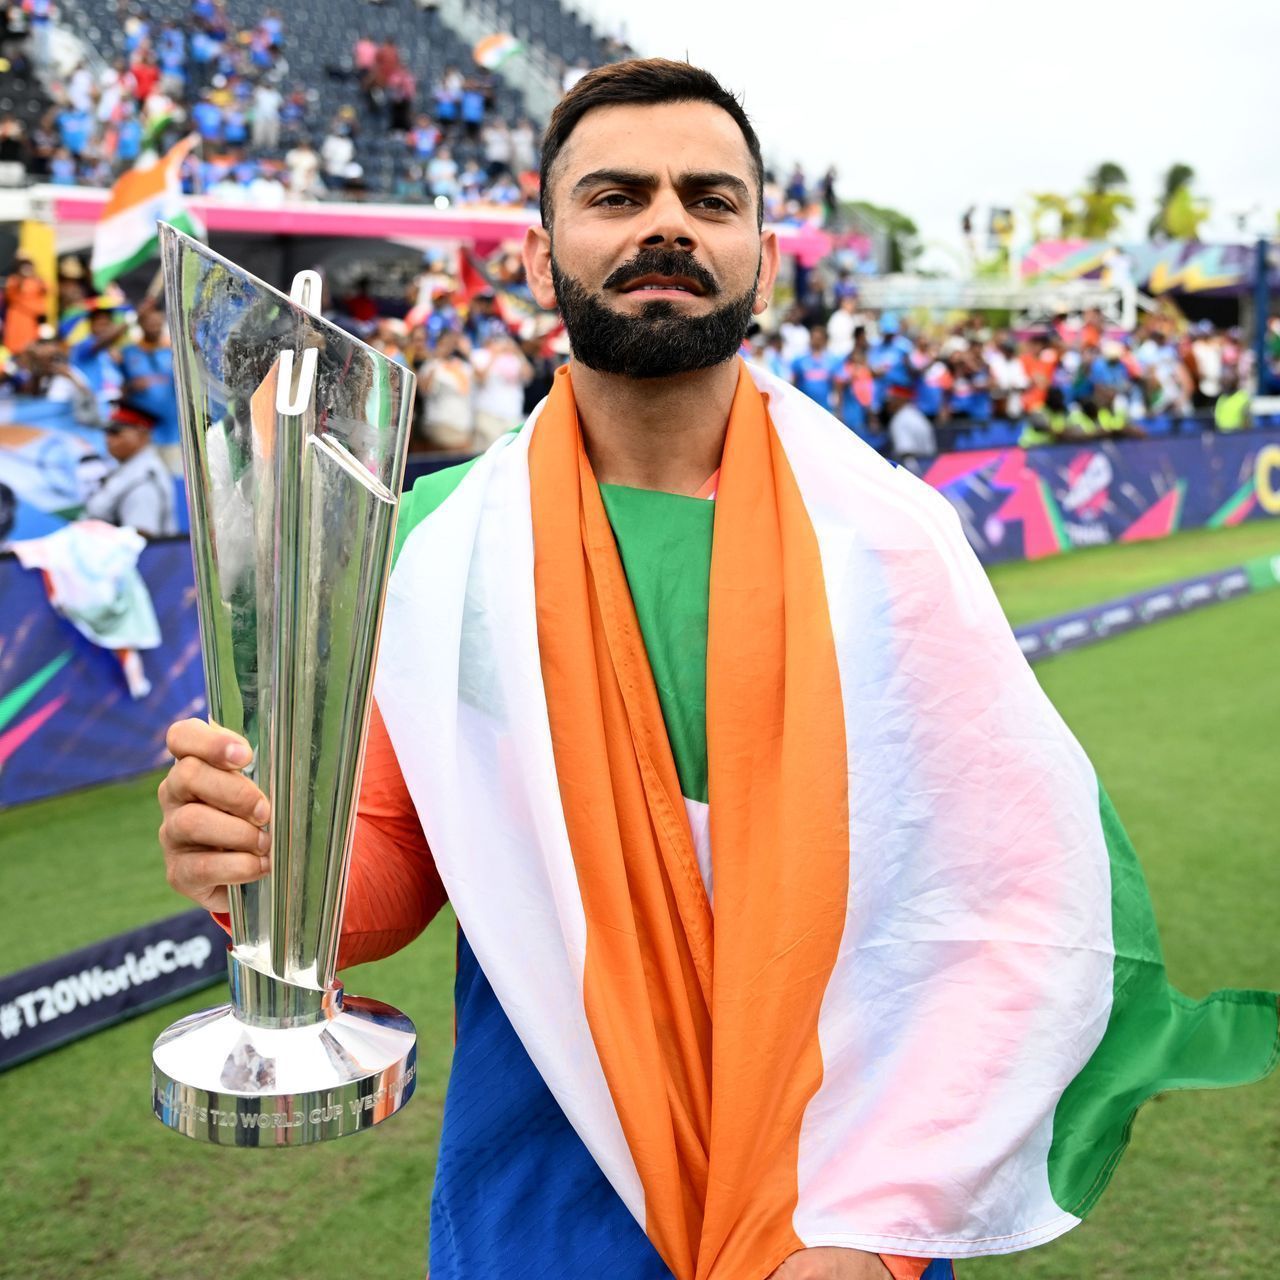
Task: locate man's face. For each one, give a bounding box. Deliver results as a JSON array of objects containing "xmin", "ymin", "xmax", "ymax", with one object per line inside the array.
[
  {"xmin": 524, "ymin": 101, "xmax": 779, "ymax": 380},
  {"xmin": 140, "ymin": 309, "xmax": 165, "ymax": 342},
  {"xmin": 106, "ymin": 422, "xmax": 147, "ymax": 461}
]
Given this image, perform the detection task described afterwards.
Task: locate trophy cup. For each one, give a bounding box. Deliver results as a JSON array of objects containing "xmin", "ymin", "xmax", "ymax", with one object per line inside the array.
[{"xmin": 150, "ymin": 226, "xmax": 418, "ymax": 1146}]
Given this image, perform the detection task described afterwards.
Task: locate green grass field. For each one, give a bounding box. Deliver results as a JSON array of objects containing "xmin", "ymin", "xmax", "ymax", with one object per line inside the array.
[{"xmin": 1, "ymin": 522, "xmax": 1277, "ymax": 1280}]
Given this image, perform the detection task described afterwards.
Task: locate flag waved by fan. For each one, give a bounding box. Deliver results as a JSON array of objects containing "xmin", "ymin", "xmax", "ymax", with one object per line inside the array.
[
  {"xmin": 473, "ymin": 32, "xmax": 524, "ymax": 70},
  {"xmin": 90, "ymin": 135, "xmax": 204, "ymax": 291}
]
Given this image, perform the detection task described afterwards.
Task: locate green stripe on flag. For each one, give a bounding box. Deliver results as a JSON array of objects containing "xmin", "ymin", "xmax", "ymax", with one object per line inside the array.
[
  {"xmin": 1047, "ymin": 787, "xmax": 1280, "ymax": 1216},
  {"xmin": 392, "ymin": 461, "xmax": 479, "ymax": 570},
  {"xmin": 92, "ymin": 211, "xmax": 200, "ymax": 290}
]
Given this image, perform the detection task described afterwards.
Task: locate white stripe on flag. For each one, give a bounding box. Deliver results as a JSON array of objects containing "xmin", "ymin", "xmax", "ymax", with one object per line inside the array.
[
  {"xmin": 758, "ymin": 367, "xmax": 1114, "ymax": 1254},
  {"xmin": 376, "ymin": 422, "xmax": 647, "ymax": 1228}
]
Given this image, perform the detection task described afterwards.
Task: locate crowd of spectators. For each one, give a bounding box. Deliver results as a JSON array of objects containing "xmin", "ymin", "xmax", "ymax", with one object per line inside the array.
[
  {"xmin": 0, "ymin": 0, "xmax": 848, "ymax": 224},
  {"xmin": 0, "ymin": 245, "xmax": 563, "ymax": 475},
  {"xmin": 327, "ymin": 253, "xmax": 558, "ymax": 450},
  {"xmin": 0, "ymin": 0, "xmax": 545, "ymax": 208},
  {"xmin": 3, "ymin": 243, "xmax": 1273, "ymax": 480},
  {"xmin": 0, "ymin": 252, "xmax": 181, "ymax": 535},
  {"xmin": 755, "ymin": 289, "xmax": 1265, "ymax": 463}
]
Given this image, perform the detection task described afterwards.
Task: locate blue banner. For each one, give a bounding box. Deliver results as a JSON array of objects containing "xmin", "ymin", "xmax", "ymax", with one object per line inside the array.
[
  {"xmin": 0, "ymin": 538, "xmax": 206, "ymax": 808},
  {"xmin": 0, "ymin": 909, "xmax": 228, "ymax": 1072},
  {"xmin": 922, "ymin": 429, "xmax": 1280, "ymax": 564}
]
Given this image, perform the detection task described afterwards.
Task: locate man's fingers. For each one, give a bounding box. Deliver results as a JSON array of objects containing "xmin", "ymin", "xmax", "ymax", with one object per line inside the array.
[
  {"xmin": 165, "ymin": 717, "xmax": 253, "ymax": 770},
  {"xmin": 160, "ymin": 756, "xmax": 269, "ymax": 825},
  {"xmin": 165, "ymin": 849, "xmax": 268, "ymax": 899},
  {"xmin": 202, "ymin": 885, "xmax": 230, "ymax": 915},
  {"xmin": 162, "ymin": 803, "xmax": 270, "ymax": 856}
]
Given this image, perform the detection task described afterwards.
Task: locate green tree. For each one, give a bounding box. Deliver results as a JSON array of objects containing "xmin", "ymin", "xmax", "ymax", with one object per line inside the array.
[
  {"xmin": 1150, "ymin": 164, "xmax": 1210, "ymax": 239},
  {"xmin": 1030, "ymin": 192, "xmax": 1081, "ymax": 240},
  {"xmin": 1087, "ymin": 161, "xmax": 1130, "ymax": 193},
  {"xmin": 843, "ymin": 200, "xmax": 921, "ymax": 272},
  {"xmin": 1026, "ymin": 163, "xmax": 1134, "ymax": 243},
  {"xmin": 1079, "ymin": 188, "xmax": 1136, "ymax": 239}
]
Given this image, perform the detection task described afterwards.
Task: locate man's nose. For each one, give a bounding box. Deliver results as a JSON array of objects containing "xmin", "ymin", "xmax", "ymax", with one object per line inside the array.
[{"xmin": 635, "ymin": 190, "xmax": 697, "ymax": 252}]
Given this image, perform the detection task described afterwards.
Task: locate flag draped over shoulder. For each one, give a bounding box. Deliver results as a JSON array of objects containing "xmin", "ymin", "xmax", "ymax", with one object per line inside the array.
[
  {"xmin": 374, "ymin": 361, "xmax": 1278, "ymax": 1276},
  {"xmin": 90, "ymin": 135, "xmax": 201, "ymax": 290}
]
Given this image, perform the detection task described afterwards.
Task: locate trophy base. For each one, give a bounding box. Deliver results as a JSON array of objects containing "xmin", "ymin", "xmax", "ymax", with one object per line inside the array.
[{"xmin": 152, "ymin": 992, "xmax": 417, "ymax": 1147}]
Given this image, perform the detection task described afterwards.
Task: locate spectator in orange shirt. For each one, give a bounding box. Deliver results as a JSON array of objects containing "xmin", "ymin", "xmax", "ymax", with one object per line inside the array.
[
  {"xmin": 3, "ymin": 255, "xmax": 48, "ymax": 355},
  {"xmin": 1020, "ymin": 335, "xmax": 1058, "ymax": 414}
]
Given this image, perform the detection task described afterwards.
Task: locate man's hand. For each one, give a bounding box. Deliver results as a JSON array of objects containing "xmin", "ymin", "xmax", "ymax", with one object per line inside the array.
[
  {"xmin": 157, "ymin": 719, "xmax": 272, "ymax": 914},
  {"xmin": 768, "ymin": 1248, "xmax": 892, "ymax": 1279}
]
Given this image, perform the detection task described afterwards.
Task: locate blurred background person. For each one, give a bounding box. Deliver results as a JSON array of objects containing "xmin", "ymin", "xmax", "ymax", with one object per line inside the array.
[
  {"xmin": 417, "ymin": 330, "xmax": 474, "ymax": 450},
  {"xmin": 3, "ymin": 254, "xmax": 48, "ymax": 355},
  {"xmin": 84, "ymin": 400, "xmax": 177, "ymax": 537},
  {"xmin": 471, "ymin": 330, "xmax": 532, "ymax": 447}
]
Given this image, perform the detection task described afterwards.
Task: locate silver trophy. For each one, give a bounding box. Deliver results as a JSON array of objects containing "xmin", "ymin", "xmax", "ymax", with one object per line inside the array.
[{"xmin": 151, "ymin": 226, "xmax": 418, "ymax": 1146}]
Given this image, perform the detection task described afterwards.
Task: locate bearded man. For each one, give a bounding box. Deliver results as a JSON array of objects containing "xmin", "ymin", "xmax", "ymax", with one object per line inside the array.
[{"xmin": 157, "ymin": 60, "xmax": 1276, "ymax": 1280}]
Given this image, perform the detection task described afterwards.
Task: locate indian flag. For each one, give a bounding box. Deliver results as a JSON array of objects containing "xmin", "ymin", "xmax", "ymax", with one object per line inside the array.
[
  {"xmin": 372, "ymin": 361, "xmax": 1278, "ymax": 1276},
  {"xmin": 90, "ymin": 135, "xmax": 202, "ymax": 290},
  {"xmin": 473, "ymin": 32, "xmax": 523, "ymax": 70}
]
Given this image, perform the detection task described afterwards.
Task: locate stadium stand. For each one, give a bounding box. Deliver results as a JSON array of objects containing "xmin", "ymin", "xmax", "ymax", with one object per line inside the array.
[{"xmin": 38, "ymin": 0, "xmax": 536, "ymax": 198}]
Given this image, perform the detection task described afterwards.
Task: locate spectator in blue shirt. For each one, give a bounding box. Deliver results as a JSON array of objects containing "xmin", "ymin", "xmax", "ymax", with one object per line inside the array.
[
  {"xmin": 120, "ymin": 302, "xmax": 181, "ymax": 457},
  {"xmin": 157, "ymin": 25, "xmax": 187, "ymax": 84},
  {"xmin": 116, "ymin": 113, "xmax": 144, "ymax": 163},
  {"xmin": 868, "ymin": 312, "xmax": 914, "ymax": 413},
  {"xmin": 1089, "ymin": 340, "xmax": 1132, "ymax": 394},
  {"xmin": 191, "ymin": 95, "xmax": 223, "ymax": 142},
  {"xmin": 260, "ymin": 9, "xmax": 284, "ymax": 46},
  {"xmin": 71, "ymin": 305, "xmax": 129, "ymax": 412},
  {"xmin": 57, "ymin": 108, "xmax": 94, "ymax": 157},
  {"xmin": 223, "ymin": 105, "xmax": 248, "ymax": 146},
  {"xmin": 790, "ymin": 325, "xmax": 844, "ymax": 414},
  {"xmin": 50, "ymin": 147, "xmax": 78, "ymax": 185},
  {"xmin": 190, "ymin": 29, "xmax": 222, "ymax": 76},
  {"xmin": 760, "ymin": 332, "xmax": 789, "ymax": 381}
]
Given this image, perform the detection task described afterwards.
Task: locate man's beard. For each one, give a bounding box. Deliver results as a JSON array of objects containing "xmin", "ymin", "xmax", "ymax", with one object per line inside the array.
[{"xmin": 550, "ymin": 246, "xmax": 758, "ymax": 380}]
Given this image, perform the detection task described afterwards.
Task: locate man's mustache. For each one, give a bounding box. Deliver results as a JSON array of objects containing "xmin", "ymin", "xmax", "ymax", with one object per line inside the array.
[{"xmin": 601, "ymin": 250, "xmax": 720, "ymax": 297}]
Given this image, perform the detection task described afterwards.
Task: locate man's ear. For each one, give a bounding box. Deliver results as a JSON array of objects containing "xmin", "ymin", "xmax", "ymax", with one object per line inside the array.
[
  {"xmin": 523, "ymin": 226, "xmax": 557, "ymax": 311},
  {"xmin": 753, "ymin": 229, "xmax": 781, "ymax": 316}
]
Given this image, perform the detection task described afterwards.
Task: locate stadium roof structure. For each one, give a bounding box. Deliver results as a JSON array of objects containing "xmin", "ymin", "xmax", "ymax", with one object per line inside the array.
[{"xmin": 852, "ymin": 274, "xmax": 1146, "ymax": 330}]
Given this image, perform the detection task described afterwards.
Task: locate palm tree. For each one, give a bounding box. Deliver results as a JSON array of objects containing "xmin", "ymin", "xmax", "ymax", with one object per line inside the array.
[
  {"xmin": 1029, "ymin": 192, "xmax": 1080, "ymax": 241},
  {"xmin": 1080, "ymin": 189, "xmax": 1136, "ymax": 239},
  {"xmin": 1150, "ymin": 164, "xmax": 1209, "ymax": 240},
  {"xmin": 1087, "ymin": 161, "xmax": 1129, "ymax": 193}
]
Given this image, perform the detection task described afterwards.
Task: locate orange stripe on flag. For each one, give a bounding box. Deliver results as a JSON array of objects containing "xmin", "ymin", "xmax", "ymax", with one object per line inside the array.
[
  {"xmin": 98, "ymin": 135, "xmax": 198, "ymax": 222},
  {"xmin": 529, "ymin": 363, "xmax": 849, "ymax": 1279},
  {"xmin": 531, "ymin": 368, "xmax": 714, "ymax": 1277},
  {"xmin": 698, "ymin": 367, "xmax": 849, "ymax": 1278}
]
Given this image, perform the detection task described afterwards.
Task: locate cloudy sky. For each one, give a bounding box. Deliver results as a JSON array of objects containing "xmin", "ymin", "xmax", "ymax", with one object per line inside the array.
[{"xmin": 576, "ymin": 0, "xmax": 1280, "ymax": 268}]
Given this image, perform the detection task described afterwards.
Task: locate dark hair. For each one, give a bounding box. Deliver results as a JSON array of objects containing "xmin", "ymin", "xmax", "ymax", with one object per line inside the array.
[{"xmin": 539, "ymin": 58, "xmax": 765, "ymax": 230}]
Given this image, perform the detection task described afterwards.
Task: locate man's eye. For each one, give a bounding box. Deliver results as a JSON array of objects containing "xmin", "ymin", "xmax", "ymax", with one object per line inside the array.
[
  {"xmin": 695, "ymin": 196, "xmax": 733, "ymax": 212},
  {"xmin": 596, "ymin": 193, "xmax": 636, "ymax": 208}
]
